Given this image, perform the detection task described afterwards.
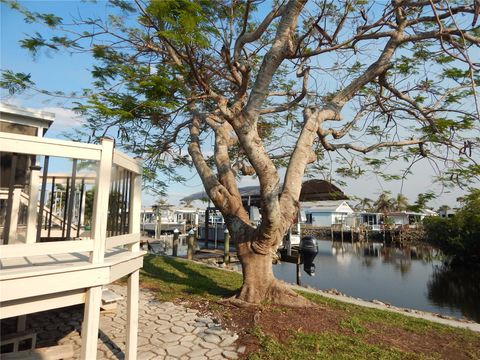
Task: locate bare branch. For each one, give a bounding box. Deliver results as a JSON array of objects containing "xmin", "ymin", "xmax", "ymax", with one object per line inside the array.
[
  {"xmin": 233, "ymin": 4, "xmax": 285, "ymax": 63},
  {"xmin": 259, "ymin": 66, "xmax": 309, "ymax": 115},
  {"xmin": 243, "ymin": 0, "xmax": 307, "ymax": 118},
  {"xmin": 319, "ymin": 139, "xmax": 425, "ymax": 154}
]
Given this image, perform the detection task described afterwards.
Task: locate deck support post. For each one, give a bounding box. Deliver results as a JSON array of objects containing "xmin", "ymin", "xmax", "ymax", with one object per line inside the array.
[
  {"xmin": 80, "ymin": 138, "xmax": 114, "ymax": 360},
  {"xmin": 126, "ymin": 167, "xmax": 142, "ymax": 360},
  {"xmin": 80, "ymin": 286, "xmax": 102, "ymax": 360},
  {"xmin": 126, "ymin": 270, "xmax": 139, "ymax": 360}
]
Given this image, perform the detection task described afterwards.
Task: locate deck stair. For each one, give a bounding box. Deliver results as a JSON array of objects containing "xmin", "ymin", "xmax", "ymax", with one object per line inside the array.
[
  {"xmin": 1, "ymin": 344, "xmax": 74, "ymax": 360},
  {"xmin": 101, "ymin": 288, "xmax": 123, "ymax": 312},
  {"xmin": 0, "ymin": 189, "xmax": 78, "ymax": 232}
]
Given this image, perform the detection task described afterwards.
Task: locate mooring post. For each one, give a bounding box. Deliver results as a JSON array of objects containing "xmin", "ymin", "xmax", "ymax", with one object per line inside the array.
[
  {"xmin": 224, "ymin": 228, "xmax": 230, "ymax": 264},
  {"xmin": 296, "ymin": 261, "xmax": 301, "ymax": 286},
  {"xmin": 341, "ymin": 223, "xmax": 344, "ymax": 247},
  {"xmin": 187, "ymin": 228, "xmax": 195, "ymax": 260},
  {"xmin": 286, "ymin": 229, "xmax": 292, "ymax": 256},
  {"xmin": 204, "ymin": 208, "xmax": 209, "ymax": 249},
  {"xmin": 173, "ymin": 228, "xmax": 179, "ymax": 257}
]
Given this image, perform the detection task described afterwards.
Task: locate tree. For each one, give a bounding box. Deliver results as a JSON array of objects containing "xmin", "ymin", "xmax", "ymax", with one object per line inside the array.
[
  {"xmin": 180, "ymin": 200, "xmax": 194, "ymax": 208},
  {"xmin": 437, "ymin": 204, "xmax": 451, "ymax": 214},
  {"xmin": 393, "ymin": 193, "xmax": 409, "ymax": 211},
  {"xmin": 355, "ymin": 197, "xmax": 373, "ymax": 212},
  {"xmin": 3, "ymin": 0, "xmax": 480, "ymax": 305},
  {"xmin": 424, "ymin": 189, "xmax": 480, "ymax": 263},
  {"xmin": 408, "ymin": 191, "xmax": 436, "ymax": 212},
  {"xmin": 374, "ymin": 191, "xmax": 394, "ymax": 213}
]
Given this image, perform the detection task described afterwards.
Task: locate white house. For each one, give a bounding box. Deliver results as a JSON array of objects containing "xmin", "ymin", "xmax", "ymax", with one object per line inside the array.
[{"xmin": 303, "ymin": 200, "xmax": 354, "ymax": 227}]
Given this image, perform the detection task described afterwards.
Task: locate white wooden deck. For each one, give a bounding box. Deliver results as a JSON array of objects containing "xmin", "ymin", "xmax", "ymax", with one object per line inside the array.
[
  {"xmin": 0, "ymin": 133, "xmax": 144, "ymax": 359},
  {"xmin": 0, "ymin": 242, "xmax": 145, "ymax": 319}
]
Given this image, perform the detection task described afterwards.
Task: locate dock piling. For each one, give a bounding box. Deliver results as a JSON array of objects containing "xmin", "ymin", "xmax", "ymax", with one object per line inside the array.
[
  {"xmin": 224, "ymin": 229, "xmax": 230, "ymax": 264},
  {"xmin": 187, "ymin": 229, "xmax": 195, "ymax": 260},
  {"xmin": 173, "ymin": 228, "xmax": 179, "ymax": 257}
]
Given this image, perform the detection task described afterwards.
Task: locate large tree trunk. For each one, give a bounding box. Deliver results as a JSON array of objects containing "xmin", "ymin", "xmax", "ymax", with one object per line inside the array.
[{"xmin": 235, "ymin": 239, "xmax": 311, "ymax": 307}]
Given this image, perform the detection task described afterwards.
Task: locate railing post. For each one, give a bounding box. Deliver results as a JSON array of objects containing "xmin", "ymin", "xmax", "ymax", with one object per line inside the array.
[
  {"xmin": 89, "ymin": 138, "xmax": 114, "ymax": 263},
  {"xmin": 173, "ymin": 228, "xmax": 179, "ymax": 257},
  {"xmin": 187, "ymin": 228, "xmax": 195, "ymax": 260},
  {"xmin": 81, "ymin": 138, "xmax": 114, "ymax": 360},
  {"xmin": 224, "ymin": 228, "xmax": 230, "ymax": 264},
  {"xmin": 7, "ymin": 187, "xmax": 22, "ymax": 243},
  {"xmin": 126, "ymin": 158, "xmax": 142, "ymax": 360},
  {"xmin": 26, "ymin": 165, "xmax": 41, "ymax": 244}
]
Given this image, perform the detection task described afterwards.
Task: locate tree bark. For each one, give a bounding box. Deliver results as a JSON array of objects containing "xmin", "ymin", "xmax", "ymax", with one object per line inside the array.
[{"xmin": 234, "ymin": 234, "xmax": 311, "ymax": 307}]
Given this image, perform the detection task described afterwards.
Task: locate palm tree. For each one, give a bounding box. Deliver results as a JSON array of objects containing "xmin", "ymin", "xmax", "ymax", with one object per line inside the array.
[
  {"xmin": 408, "ymin": 191, "xmax": 436, "ymax": 212},
  {"xmin": 374, "ymin": 191, "xmax": 394, "ymax": 213},
  {"xmin": 393, "ymin": 193, "xmax": 409, "ymax": 211},
  {"xmin": 180, "ymin": 200, "xmax": 194, "ymax": 208},
  {"xmin": 356, "ymin": 197, "xmax": 373, "ymax": 211},
  {"xmin": 437, "ymin": 204, "xmax": 451, "ymax": 213}
]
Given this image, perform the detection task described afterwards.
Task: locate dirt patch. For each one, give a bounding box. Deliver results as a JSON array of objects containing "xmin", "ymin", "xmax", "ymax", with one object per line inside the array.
[
  {"xmin": 365, "ymin": 322, "xmax": 480, "ymax": 360},
  {"xmin": 183, "ymin": 299, "xmax": 347, "ymax": 355},
  {"xmin": 181, "ymin": 297, "xmax": 480, "ymax": 359}
]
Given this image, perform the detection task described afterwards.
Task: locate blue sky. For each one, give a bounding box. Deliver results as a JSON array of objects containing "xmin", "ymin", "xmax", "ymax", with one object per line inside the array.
[{"xmin": 1, "ymin": 1, "xmax": 476, "ymax": 209}]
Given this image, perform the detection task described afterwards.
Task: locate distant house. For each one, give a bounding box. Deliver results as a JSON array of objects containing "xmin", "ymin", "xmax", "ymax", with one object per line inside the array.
[
  {"xmin": 303, "ymin": 200, "xmax": 354, "ymax": 227},
  {"xmin": 387, "ymin": 211, "xmax": 425, "ymax": 228},
  {"xmin": 438, "ymin": 208, "xmax": 456, "ymax": 218},
  {"xmin": 354, "ymin": 212, "xmax": 383, "ymax": 231},
  {"xmin": 351, "ymin": 209, "xmax": 437, "ymax": 231}
]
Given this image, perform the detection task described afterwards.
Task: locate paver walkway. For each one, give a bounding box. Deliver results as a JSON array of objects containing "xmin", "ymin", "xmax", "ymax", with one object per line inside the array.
[{"xmin": 2, "ymin": 285, "xmax": 243, "ymax": 359}]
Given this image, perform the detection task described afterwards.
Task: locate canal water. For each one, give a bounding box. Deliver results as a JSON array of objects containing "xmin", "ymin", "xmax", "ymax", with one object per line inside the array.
[
  {"xmin": 273, "ymin": 239, "xmax": 480, "ymax": 323},
  {"xmin": 149, "ymin": 239, "xmax": 480, "ymax": 323}
]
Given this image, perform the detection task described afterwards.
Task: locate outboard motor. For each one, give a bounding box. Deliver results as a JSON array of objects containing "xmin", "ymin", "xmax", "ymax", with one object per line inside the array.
[{"xmin": 299, "ymin": 236, "xmax": 318, "ymax": 276}]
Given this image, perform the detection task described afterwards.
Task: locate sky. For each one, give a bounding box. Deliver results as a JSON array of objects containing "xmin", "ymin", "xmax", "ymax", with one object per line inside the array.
[{"xmin": 1, "ymin": 1, "xmax": 478, "ymax": 210}]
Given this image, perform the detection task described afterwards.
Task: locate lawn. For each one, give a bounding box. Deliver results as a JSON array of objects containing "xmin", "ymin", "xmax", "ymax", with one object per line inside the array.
[{"xmin": 139, "ymin": 254, "xmax": 480, "ymax": 359}]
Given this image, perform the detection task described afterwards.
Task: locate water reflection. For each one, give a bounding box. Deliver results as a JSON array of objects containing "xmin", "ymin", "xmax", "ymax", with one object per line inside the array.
[
  {"xmin": 146, "ymin": 237, "xmax": 479, "ymax": 322},
  {"xmin": 427, "ymin": 264, "xmax": 480, "ymax": 322},
  {"xmin": 273, "ymin": 239, "xmax": 479, "ymax": 322}
]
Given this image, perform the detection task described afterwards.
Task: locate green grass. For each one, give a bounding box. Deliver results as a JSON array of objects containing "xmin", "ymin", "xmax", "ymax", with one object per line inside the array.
[
  {"xmin": 140, "ymin": 254, "xmax": 242, "ymax": 302},
  {"xmin": 139, "ymin": 255, "xmax": 480, "ymax": 359},
  {"xmin": 299, "ymin": 290, "xmax": 477, "ymax": 336},
  {"xmin": 247, "ymin": 327, "xmax": 428, "ymax": 360}
]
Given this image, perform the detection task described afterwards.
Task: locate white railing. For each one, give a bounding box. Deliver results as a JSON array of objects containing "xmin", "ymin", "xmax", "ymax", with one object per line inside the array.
[
  {"xmin": 0, "ymin": 133, "xmax": 142, "ymax": 262},
  {"xmin": 0, "ymin": 132, "xmax": 103, "ymax": 160}
]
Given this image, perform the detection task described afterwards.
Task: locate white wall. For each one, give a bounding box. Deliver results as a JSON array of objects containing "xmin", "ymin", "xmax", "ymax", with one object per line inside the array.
[{"xmin": 309, "ymin": 212, "xmax": 333, "ymax": 227}]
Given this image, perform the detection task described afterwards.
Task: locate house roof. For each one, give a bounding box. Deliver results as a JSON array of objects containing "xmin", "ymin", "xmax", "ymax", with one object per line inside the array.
[
  {"xmin": 181, "ymin": 179, "xmax": 348, "ymax": 205},
  {"xmin": 0, "ymin": 103, "xmax": 54, "ymax": 135},
  {"xmin": 299, "ymin": 179, "xmax": 348, "ymax": 201}
]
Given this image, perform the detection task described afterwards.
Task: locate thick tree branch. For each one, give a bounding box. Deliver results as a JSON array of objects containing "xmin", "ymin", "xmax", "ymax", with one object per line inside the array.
[
  {"xmin": 280, "ymin": 107, "xmax": 338, "ymax": 233},
  {"xmin": 233, "ymin": 4, "xmax": 285, "ymax": 63},
  {"xmin": 188, "ymin": 111, "xmax": 232, "ymax": 213},
  {"xmin": 243, "ymin": 0, "xmax": 307, "ymax": 118}
]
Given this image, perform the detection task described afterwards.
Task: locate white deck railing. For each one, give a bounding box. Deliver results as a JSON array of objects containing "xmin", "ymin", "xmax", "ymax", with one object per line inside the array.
[
  {"xmin": 0, "ymin": 132, "xmax": 143, "ymax": 359},
  {"xmin": 0, "ymin": 132, "xmax": 142, "ymax": 254}
]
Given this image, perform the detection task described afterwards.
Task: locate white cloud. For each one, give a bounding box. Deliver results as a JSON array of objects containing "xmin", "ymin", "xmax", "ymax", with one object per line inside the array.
[
  {"xmin": 40, "ymin": 106, "xmax": 85, "ymax": 132},
  {"xmin": 1, "ymin": 100, "xmax": 85, "ymax": 132}
]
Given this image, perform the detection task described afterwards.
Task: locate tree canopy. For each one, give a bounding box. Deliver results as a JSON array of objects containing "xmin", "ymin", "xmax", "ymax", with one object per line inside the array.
[
  {"xmin": 424, "ymin": 188, "xmax": 480, "ymax": 263},
  {"xmin": 2, "ymin": 0, "xmax": 480, "ymax": 304}
]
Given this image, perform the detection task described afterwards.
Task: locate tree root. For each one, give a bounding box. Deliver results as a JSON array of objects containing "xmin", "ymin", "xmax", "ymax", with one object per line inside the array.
[
  {"xmin": 218, "ymin": 296, "xmax": 259, "ymax": 308},
  {"xmin": 232, "ymin": 280, "xmax": 315, "ymax": 308}
]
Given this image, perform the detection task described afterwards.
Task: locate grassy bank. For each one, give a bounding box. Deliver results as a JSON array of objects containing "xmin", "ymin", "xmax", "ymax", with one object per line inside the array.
[{"xmin": 139, "ymin": 255, "xmax": 480, "ymax": 359}]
